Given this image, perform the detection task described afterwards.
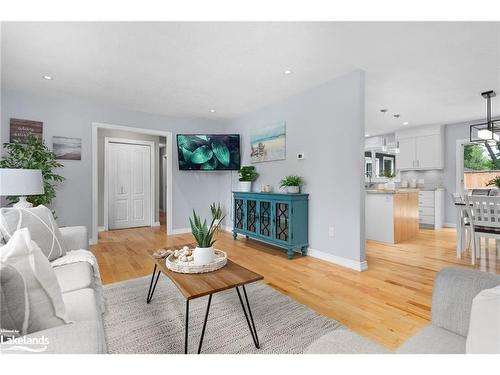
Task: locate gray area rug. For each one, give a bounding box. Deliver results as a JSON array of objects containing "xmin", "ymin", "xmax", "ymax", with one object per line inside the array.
[{"xmin": 103, "ymin": 275, "xmax": 345, "ymax": 354}]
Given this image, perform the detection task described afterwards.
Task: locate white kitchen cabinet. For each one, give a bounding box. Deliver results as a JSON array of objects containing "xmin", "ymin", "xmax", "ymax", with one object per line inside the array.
[
  {"xmin": 397, "ymin": 138, "xmax": 416, "ymax": 169},
  {"xmin": 418, "ymin": 189, "xmax": 444, "ymax": 229},
  {"xmin": 396, "ymin": 125, "xmax": 444, "ymax": 170}
]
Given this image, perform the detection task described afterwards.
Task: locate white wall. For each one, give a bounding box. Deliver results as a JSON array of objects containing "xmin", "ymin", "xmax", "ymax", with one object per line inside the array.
[
  {"xmin": 224, "ymin": 70, "xmax": 366, "ymax": 268},
  {"xmin": 0, "ymin": 89, "xmax": 228, "ymax": 232}
]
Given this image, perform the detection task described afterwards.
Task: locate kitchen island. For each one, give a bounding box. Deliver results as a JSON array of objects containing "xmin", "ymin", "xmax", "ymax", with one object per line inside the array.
[{"xmin": 365, "ymin": 190, "xmax": 419, "ymax": 244}]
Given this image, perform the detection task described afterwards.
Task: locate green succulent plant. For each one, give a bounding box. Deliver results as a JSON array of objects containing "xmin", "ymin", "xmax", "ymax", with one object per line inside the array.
[
  {"xmin": 279, "ymin": 175, "xmax": 304, "ymax": 187},
  {"xmin": 0, "ymin": 134, "xmax": 65, "ymax": 207},
  {"xmin": 189, "ymin": 203, "xmax": 226, "ymax": 247},
  {"xmin": 238, "ymin": 165, "xmax": 258, "ymax": 182}
]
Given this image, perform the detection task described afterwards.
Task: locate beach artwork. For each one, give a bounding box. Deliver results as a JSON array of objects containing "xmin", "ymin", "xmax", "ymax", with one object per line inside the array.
[
  {"xmin": 250, "ymin": 121, "xmax": 286, "ymax": 163},
  {"xmin": 53, "ymin": 136, "xmax": 82, "ymax": 160}
]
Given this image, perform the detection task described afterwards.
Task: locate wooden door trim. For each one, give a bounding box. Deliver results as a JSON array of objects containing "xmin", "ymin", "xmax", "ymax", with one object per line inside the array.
[{"xmin": 104, "ymin": 137, "xmax": 155, "ymax": 231}]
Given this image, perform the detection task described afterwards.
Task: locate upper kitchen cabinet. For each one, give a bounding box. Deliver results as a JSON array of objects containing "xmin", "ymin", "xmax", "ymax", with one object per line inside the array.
[{"xmin": 396, "ymin": 125, "xmax": 444, "ymax": 170}]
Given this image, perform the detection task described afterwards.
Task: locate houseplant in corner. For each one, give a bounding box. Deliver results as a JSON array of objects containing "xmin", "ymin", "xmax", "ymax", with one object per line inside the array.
[
  {"xmin": 189, "ymin": 203, "xmax": 225, "ymax": 265},
  {"xmin": 280, "ymin": 175, "xmax": 304, "ymax": 194},
  {"xmin": 0, "ymin": 134, "xmax": 65, "ymax": 208},
  {"xmin": 238, "ymin": 165, "xmax": 258, "ymax": 192}
]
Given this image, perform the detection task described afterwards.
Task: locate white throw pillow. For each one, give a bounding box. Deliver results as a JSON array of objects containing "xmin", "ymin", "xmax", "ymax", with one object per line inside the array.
[
  {"xmin": 466, "ymin": 285, "xmax": 500, "ymax": 354},
  {"xmin": 0, "ymin": 228, "xmax": 69, "ymax": 334},
  {"xmin": 0, "ymin": 205, "xmax": 67, "ymax": 261}
]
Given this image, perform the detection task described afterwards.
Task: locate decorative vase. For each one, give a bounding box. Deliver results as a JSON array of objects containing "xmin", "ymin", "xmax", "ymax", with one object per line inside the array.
[
  {"xmin": 239, "ymin": 181, "xmax": 252, "ymax": 192},
  {"xmin": 193, "ymin": 246, "xmax": 215, "ymax": 266},
  {"xmin": 286, "ymin": 186, "xmax": 300, "ymax": 194}
]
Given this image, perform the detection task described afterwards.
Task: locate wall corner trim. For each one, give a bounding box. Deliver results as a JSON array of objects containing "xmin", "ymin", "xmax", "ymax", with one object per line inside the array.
[{"xmin": 307, "ymin": 248, "xmax": 368, "ymax": 272}]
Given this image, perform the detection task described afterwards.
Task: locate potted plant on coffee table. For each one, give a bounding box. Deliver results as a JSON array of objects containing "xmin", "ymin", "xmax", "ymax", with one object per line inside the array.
[
  {"xmin": 238, "ymin": 166, "xmax": 258, "ymax": 192},
  {"xmin": 280, "ymin": 175, "xmax": 304, "ymax": 194},
  {"xmin": 189, "ymin": 203, "xmax": 225, "ymax": 265}
]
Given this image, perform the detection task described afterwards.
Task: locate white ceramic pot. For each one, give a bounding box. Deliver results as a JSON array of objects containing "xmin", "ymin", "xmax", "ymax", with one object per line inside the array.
[
  {"xmin": 286, "ymin": 186, "xmax": 300, "ymax": 194},
  {"xmin": 239, "ymin": 181, "xmax": 252, "ymax": 192},
  {"xmin": 193, "ymin": 246, "xmax": 215, "ymax": 266}
]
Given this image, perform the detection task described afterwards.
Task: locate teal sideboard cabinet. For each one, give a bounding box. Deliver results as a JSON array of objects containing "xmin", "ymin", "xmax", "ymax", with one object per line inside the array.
[{"xmin": 232, "ymin": 192, "xmax": 309, "ymax": 259}]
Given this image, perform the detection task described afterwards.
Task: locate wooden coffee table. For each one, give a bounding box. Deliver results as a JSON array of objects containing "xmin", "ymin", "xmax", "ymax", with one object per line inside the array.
[{"xmin": 146, "ymin": 249, "xmax": 264, "ymax": 354}]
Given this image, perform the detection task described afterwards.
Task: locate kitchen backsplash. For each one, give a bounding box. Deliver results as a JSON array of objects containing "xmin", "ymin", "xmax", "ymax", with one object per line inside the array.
[{"xmin": 399, "ymin": 170, "xmax": 444, "ymax": 189}]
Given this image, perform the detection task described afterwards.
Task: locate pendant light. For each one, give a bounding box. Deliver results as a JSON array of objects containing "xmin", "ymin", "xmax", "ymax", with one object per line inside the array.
[
  {"xmin": 381, "ymin": 137, "xmax": 387, "ymax": 152},
  {"xmin": 470, "ymin": 90, "xmax": 499, "ymax": 143}
]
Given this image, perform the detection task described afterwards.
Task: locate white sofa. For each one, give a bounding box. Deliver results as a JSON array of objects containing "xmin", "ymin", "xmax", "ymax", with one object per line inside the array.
[{"xmin": 1, "ymin": 226, "xmax": 107, "ymax": 354}]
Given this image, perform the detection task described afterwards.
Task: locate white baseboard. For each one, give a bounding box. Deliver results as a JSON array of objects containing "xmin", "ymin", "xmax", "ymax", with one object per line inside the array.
[
  {"xmin": 170, "ymin": 227, "xmax": 191, "ymax": 235},
  {"xmin": 307, "ymin": 248, "xmax": 368, "ymax": 272},
  {"xmin": 97, "ymin": 226, "xmax": 106, "ymax": 232},
  {"xmin": 443, "ymin": 222, "xmax": 457, "ymax": 228},
  {"xmin": 152, "ymin": 221, "xmax": 161, "ymax": 227}
]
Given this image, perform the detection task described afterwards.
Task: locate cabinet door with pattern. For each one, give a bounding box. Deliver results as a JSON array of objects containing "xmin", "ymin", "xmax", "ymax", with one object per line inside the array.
[
  {"xmin": 246, "ymin": 199, "xmax": 258, "ymax": 233},
  {"xmin": 234, "ymin": 198, "xmax": 245, "ymax": 230},
  {"xmin": 274, "ymin": 201, "xmax": 290, "ymax": 243},
  {"xmin": 258, "ymin": 200, "xmax": 272, "ymax": 238}
]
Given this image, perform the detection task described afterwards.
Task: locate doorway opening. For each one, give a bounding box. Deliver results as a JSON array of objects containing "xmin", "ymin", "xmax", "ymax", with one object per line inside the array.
[{"xmin": 91, "ymin": 123, "xmax": 173, "ymax": 244}]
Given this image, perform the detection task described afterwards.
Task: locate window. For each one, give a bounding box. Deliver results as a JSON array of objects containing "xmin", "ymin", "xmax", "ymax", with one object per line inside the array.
[{"xmin": 463, "ymin": 142, "xmax": 500, "ymax": 189}]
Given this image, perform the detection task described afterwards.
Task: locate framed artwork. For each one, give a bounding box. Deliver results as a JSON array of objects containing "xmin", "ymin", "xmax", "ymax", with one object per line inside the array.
[
  {"xmin": 10, "ymin": 118, "xmax": 43, "ymax": 143},
  {"xmin": 53, "ymin": 136, "xmax": 82, "ymax": 160},
  {"xmin": 250, "ymin": 121, "xmax": 286, "ymax": 163}
]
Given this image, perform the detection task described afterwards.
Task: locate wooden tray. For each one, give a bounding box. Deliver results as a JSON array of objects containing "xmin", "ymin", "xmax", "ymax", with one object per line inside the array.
[{"xmin": 165, "ymin": 249, "xmax": 227, "ymax": 274}]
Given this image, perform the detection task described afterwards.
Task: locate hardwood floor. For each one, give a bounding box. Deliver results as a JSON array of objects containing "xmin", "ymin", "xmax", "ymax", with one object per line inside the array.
[{"xmin": 91, "ymin": 216, "xmax": 500, "ymax": 351}]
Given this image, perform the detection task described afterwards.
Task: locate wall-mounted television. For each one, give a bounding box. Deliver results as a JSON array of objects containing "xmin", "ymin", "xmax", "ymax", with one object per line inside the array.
[{"xmin": 176, "ymin": 134, "xmax": 240, "ymax": 171}]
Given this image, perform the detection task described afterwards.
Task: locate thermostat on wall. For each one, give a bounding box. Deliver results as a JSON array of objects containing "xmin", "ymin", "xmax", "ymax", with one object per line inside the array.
[{"xmin": 297, "ymin": 153, "xmax": 305, "ymax": 160}]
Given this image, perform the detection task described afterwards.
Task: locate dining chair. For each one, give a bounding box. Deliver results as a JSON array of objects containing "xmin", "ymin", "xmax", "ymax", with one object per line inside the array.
[
  {"xmin": 464, "ymin": 195, "xmax": 500, "ymax": 265},
  {"xmin": 452, "ymin": 193, "xmax": 471, "ymax": 258}
]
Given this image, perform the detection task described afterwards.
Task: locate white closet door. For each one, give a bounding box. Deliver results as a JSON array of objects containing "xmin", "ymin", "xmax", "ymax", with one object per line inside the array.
[{"xmin": 108, "ymin": 142, "xmax": 151, "ymax": 229}]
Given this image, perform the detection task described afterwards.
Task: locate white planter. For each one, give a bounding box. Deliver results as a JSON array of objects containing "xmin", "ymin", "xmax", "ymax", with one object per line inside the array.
[
  {"xmin": 193, "ymin": 246, "xmax": 215, "ymax": 266},
  {"xmin": 286, "ymin": 186, "xmax": 300, "ymax": 194},
  {"xmin": 239, "ymin": 181, "xmax": 252, "ymax": 192}
]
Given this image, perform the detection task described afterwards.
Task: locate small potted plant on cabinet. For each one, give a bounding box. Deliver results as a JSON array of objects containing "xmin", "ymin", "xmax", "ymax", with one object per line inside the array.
[
  {"xmin": 280, "ymin": 175, "xmax": 304, "ymax": 194},
  {"xmin": 238, "ymin": 166, "xmax": 258, "ymax": 192}
]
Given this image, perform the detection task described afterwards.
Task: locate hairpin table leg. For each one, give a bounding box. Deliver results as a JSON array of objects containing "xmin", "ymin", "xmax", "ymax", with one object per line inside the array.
[{"xmin": 146, "ymin": 264, "xmax": 160, "ymax": 304}]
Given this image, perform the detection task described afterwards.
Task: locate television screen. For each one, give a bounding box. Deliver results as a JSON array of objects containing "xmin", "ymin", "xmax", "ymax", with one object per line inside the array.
[{"xmin": 176, "ymin": 134, "xmax": 240, "ymax": 170}]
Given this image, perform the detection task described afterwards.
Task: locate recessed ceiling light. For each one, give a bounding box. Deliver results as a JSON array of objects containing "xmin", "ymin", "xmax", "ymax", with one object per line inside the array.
[
  {"xmin": 283, "ymin": 69, "xmax": 293, "ymax": 75},
  {"xmin": 403, "ymin": 121, "xmax": 409, "ymax": 125},
  {"xmin": 43, "ymin": 75, "xmax": 53, "ymax": 80},
  {"xmin": 209, "ymin": 109, "xmax": 216, "ymax": 113},
  {"xmin": 365, "ymin": 133, "xmax": 370, "ymax": 137}
]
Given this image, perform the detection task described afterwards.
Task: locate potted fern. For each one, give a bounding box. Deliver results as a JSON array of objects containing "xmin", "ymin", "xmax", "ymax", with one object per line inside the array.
[
  {"xmin": 280, "ymin": 175, "xmax": 304, "ymax": 194},
  {"xmin": 238, "ymin": 166, "xmax": 258, "ymax": 192},
  {"xmin": 189, "ymin": 203, "xmax": 225, "ymax": 265}
]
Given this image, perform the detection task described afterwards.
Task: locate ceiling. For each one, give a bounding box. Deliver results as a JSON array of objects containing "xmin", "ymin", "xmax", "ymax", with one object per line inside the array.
[{"xmin": 2, "ymin": 22, "xmax": 499, "ymax": 134}]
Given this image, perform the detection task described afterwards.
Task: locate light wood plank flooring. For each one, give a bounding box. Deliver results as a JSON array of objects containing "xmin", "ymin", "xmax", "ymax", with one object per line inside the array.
[{"xmin": 91, "ymin": 217, "xmax": 499, "ymax": 351}]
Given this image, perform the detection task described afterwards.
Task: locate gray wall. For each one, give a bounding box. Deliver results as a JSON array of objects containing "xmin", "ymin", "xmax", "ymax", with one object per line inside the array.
[
  {"xmin": 224, "ymin": 70, "xmax": 366, "ymax": 263},
  {"xmin": 96, "ymin": 128, "xmax": 164, "ymax": 227},
  {"xmin": 1, "ymin": 89, "xmax": 228, "ymax": 232},
  {"xmin": 443, "ymin": 120, "xmax": 474, "ymax": 224}
]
